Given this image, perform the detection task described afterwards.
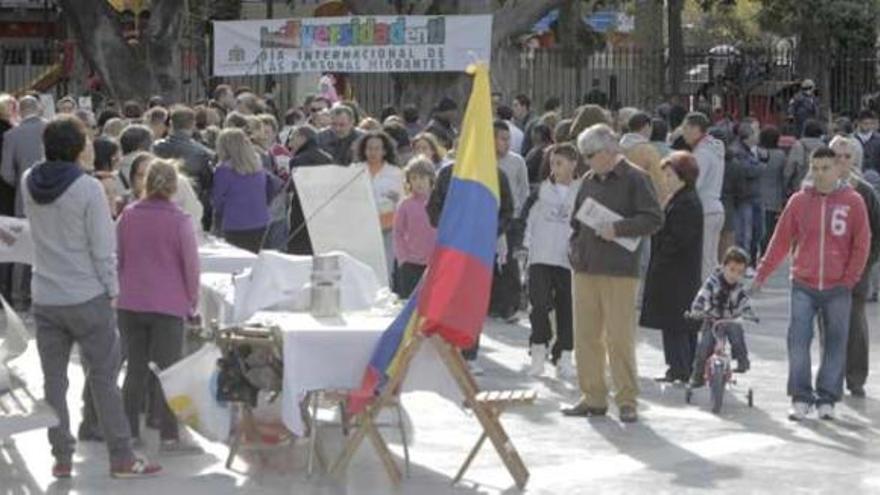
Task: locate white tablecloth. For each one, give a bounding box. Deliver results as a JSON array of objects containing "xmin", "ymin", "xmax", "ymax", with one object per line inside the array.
[
  {"xmin": 244, "ymin": 310, "xmax": 462, "ymax": 436},
  {"xmin": 198, "ymin": 237, "xmax": 258, "ymax": 274},
  {"xmin": 199, "ymin": 272, "xmax": 237, "ymax": 327}
]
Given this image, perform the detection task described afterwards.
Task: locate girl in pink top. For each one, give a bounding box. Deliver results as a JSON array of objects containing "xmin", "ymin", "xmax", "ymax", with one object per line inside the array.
[
  {"xmin": 393, "ymin": 156, "xmax": 438, "ymax": 298},
  {"xmin": 116, "ymin": 159, "xmax": 200, "ymax": 451}
]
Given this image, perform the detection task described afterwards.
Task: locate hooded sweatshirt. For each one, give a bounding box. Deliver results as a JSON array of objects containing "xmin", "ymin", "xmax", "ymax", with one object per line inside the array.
[
  {"xmin": 756, "ymin": 182, "xmax": 870, "ymax": 291},
  {"xmin": 23, "ymin": 161, "xmax": 118, "ymax": 305},
  {"xmin": 525, "ymin": 178, "xmax": 580, "ymax": 269},
  {"xmin": 692, "ymin": 134, "xmax": 726, "ymax": 215}
]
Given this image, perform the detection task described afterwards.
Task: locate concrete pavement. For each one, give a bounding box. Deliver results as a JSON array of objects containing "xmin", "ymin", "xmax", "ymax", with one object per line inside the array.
[{"xmin": 1, "ymin": 267, "xmax": 879, "ymax": 494}]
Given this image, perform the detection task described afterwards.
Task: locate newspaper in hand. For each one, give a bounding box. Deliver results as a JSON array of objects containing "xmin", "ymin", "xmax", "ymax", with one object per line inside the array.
[{"xmin": 574, "ymin": 198, "xmax": 641, "ymax": 252}]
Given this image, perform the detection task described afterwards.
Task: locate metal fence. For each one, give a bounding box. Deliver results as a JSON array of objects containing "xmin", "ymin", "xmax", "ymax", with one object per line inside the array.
[{"xmin": 3, "ymin": 42, "xmax": 879, "ymax": 121}]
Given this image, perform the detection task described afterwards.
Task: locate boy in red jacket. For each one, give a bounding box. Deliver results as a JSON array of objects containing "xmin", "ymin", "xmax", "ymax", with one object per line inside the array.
[{"xmin": 753, "ymin": 147, "xmax": 871, "ymax": 421}]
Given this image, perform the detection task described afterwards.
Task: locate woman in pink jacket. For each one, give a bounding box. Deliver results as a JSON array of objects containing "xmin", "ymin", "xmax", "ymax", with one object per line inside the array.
[{"xmin": 116, "ymin": 159, "xmax": 200, "ymax": 450}]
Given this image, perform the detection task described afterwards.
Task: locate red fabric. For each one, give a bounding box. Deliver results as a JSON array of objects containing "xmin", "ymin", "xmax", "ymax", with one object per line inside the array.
[
  {"xmin": 418, "ymin": 247, "xmax": 492, "ymax": 348},
  {"xmin": 756, "ymin": 185, "xmax": 871, "ymax": 290}
]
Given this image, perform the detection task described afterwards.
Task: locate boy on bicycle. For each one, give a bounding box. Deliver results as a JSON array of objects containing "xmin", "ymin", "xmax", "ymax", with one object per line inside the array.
[{"xmin": 689, "ymin": 247, "xmax": 757, "ymax": 388}]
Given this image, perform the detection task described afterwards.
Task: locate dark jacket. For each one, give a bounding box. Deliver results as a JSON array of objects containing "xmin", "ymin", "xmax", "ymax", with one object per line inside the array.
[
  {"xmin": 856, "ymin": 132, "xmax": 880, "ymax": 173},
  {"xmin": 423, "ymin": 117, "xmax": 456, "ymax": 150},
  {"xmin": 730, "ymin": 140, "xmax": 761, "ymax": 202},
  {"xmin": 853, "ymin": 177, "xmax": 880, "ymax": 296},
  {"xmin": 287, "ymin": 141, "xmax": 335, "ymax": 255},
  {"xmin": 569, "ymin": 159, "xmax": 663, "ymax": 277},
  {"xmin": 290, "ymin": 141, "xmax": 334, "ymax": 168},
  {"xmin": 0, "ymin": 119, "xmax": 14, "ymax": 216},
  {"xmin": 525, "ymin": 144, "xmax": 548, "ymax": 185},
  {"xmin": 153, "ymin": 131, "xmax": 215, "ymax": 229},
  {"xmin": 427, "ymin": 164, "xmax": 513, "ymax": 238},
  {"xmin": 317, "ymin": 128, "xmax": 363, "ymax": 166},
  {"xmin": 640, "ymin": 186, "xmax": 704, "ymax": 332}
]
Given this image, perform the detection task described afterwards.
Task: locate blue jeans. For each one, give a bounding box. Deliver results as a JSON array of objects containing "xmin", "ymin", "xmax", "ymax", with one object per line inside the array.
[
  {"xmin": 734, "ymin": 201, "xmax": 755, "ymax": 252},
  {"xmin": 788, "ymin": 283, "xmax": 852, "ymax": 405}
]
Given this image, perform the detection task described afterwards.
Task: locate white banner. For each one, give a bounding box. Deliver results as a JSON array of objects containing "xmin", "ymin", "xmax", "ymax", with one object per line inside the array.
[{"xmin": 213, "ymin": 15, "xmax": 492, "ymax": 76}]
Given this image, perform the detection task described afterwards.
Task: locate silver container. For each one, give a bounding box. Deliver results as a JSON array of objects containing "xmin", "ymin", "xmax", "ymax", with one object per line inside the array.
[{"xmin": 310, "ymin": 254, "xmax": 342, "ymax": 317}]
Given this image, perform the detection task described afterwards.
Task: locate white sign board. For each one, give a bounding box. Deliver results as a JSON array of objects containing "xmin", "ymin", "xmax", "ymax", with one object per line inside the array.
[
  {"xmin": 292, "ymin": 165, "xmax": 388, "ymax": 286},
  {"xmin": 213, "ymin": 15, "xmax": 492, "ymax": 76}
]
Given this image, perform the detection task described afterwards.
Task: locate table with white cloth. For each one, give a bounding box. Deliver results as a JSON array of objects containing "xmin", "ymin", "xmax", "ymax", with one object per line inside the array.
[
  {"xmin": 241, "ymin": 310, "xmax": 461, "ymax": 437},
  {"xmin": 198, "ymin": 236, "xmax": 258, "ymax": 274}
]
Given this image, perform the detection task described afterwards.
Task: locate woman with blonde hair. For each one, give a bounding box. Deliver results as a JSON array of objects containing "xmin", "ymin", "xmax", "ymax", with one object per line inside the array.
[
  {"xmin": 568, "ymin": 104, "xmax": 611, "ymax": 143},
  {"xmin": 212, "ymin": 128, "xmax": 277, "ymax": 252},
  {"xmin": 411, "ymin": 132, "xmax": 449, "ymax": 171},
  {"xmin": 117, "ymin": 158, "xmax": 200, "ymax": 452}
]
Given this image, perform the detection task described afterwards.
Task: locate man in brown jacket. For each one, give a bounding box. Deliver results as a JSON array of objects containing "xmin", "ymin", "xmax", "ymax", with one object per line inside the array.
[
  {"xmin": 620, "ymin": 112, "xmax": 667, "ymax": 204},
  {"xmin": 563, "ymin": 124, "xmax": 663, "ymax": 423}
]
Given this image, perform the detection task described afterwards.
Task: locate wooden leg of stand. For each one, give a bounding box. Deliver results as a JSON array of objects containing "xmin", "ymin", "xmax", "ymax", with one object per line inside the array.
[
  {"xmin": 452, "ymin": 431, "xmax": 489, "ymax": 485},
  {"xmin": 431, "ymin": 336, "xmax": 530, "ymax": 489},
  {"xmin": 330, "ymin": 335, "xmax": 424, "ymax": 480},
  {"xmin": 363, "ymin": 415, "xmax": 402, "ymax": 484}
]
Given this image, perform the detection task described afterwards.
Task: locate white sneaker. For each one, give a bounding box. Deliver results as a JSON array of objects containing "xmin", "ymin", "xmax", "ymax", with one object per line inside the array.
[
  {"xmin": 817, "ymin": 403, "xmax": 835, "ymax": 420},
  {"xmin": 528, "ymin": 344, "xmax": 546, "ymax": 376},
  {"xmin": 788, "ymin": 402, "xmax": 812, "ymax": 421},
  {"xmin": 555, "ymin": 351, "xmax": 576, "ymax": 380},
  {"xmin": 468, "ymin": 361, "xmax": 485, "ymax": 376}
]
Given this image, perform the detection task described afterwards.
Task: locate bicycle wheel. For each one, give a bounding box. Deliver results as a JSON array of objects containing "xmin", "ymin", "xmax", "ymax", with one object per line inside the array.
[{"xmin": 710, "ymin": 362, "xmax": 726, "ymax": 414}]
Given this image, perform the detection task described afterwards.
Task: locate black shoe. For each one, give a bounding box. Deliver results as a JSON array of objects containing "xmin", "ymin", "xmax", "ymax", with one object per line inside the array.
[
  {"xmin": 850, "ymin": 386, "xmax": 866, "ymax": 398},
  {"xmin": 654, "ymin": 374, "xmax": 676, "ymax": 383},
  {"xmin": 561, "ymin": 402, "xmax": 607, "ymax": 417},
  {"xmin": 734, "ymin": 359, "xmax": 750, "ymax": 374},
  {"xmin": 619, "ymin": 405, "xmax": 638, "ymax": 423}
]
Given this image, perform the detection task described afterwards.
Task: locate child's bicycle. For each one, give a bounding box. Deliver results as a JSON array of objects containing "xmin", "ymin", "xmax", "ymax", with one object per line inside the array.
[{"xmin": 683, "ymin": 312, "xmax": 759, "ymax": 414}]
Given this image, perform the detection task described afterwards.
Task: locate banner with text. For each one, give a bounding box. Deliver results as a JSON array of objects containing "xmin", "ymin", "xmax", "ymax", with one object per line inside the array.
[{"xmin": 213, "ymin": 15, "xmax": 492, "ymax": 76}]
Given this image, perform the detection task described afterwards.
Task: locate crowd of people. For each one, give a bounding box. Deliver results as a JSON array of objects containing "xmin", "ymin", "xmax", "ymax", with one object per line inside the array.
[{"xmin": 0, "ymin": 77, "xmax": 877, "ymax": 478}]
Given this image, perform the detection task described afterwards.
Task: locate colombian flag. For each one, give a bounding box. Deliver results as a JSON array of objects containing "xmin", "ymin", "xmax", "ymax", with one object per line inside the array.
[{"xmin": 348, "ymin": 64, "xmax": 499, "ymax": 414}]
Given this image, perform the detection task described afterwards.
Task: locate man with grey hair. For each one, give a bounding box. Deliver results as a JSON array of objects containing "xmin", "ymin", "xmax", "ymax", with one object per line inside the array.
[
  {"xmin": 828, "ymin": 135, "xmax": 880, "ymax": 398},
  {"xmin": 1, "ymin": 95, "xmax": 46, "ymax": 310},
  {"xmin": 563, "ymin": 123, "xmax": 663, "ymax": 423},
  {"xmin": 317, "ymin": 104, "xmax": 363, "ymax": 165},
  {"xmin": 2, "ymin": 95, "xmax": 47, "ymax": 216}
]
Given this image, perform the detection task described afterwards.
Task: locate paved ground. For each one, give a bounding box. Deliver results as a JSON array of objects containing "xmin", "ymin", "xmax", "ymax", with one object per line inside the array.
[{"xmin": 1, "ymin": 266, "xmax": 879, "ymax": 494}]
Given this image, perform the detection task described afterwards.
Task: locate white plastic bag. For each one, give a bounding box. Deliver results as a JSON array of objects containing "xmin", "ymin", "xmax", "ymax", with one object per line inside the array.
[{"xmin": 152, "ymin": 344, "xmax": 231, "ymax": 442}]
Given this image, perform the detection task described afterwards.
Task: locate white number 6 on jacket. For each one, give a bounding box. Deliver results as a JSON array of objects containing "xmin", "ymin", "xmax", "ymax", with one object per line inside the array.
[{"xmin": 831, "ymin": 208, "xmax": 849, "ymax": 237}]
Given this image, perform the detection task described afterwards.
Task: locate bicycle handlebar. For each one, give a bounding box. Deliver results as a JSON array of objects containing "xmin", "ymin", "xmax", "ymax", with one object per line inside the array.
[{"xmin": 683, "ymin": 311, "xmax": 760, "ymax": 325}]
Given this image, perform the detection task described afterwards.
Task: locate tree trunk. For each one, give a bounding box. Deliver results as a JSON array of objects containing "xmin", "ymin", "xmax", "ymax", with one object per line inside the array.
[
  {"xmin": 58, "ymin": 0, "xmax": 184, "ymax": 104},
  {"xmin": 633, "ymin": 0, "xmax": 665, "ymax": 108},
  {"xmin": 668, "ymin": 0, "xmax": 685, "ymax": 97}
]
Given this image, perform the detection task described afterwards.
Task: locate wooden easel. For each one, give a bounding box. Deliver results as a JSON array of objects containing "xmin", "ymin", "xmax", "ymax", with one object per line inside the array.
[{"xmin": 329, "ymin": 333, "xmax": 533, "ymax": 489}]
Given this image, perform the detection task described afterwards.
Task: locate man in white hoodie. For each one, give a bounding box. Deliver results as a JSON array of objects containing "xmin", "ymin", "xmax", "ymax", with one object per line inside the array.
[{"xmin": 683, "ymin": 112, "xmax": 726, "ymax": 280}]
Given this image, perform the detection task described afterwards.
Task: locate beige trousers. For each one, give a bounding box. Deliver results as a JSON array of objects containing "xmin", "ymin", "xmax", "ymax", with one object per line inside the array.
[{"xmin": 572, "ymin": 273, "xmax": 640, "ymax": 409}]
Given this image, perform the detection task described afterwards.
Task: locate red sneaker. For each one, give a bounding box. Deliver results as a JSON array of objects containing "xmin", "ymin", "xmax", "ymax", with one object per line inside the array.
[
  {"xmin": 52, "ymin": 461, "xmax": 72, "ymax": 479},
  {"xmin": 110, "ymin": 458, "xmax": 162, "ymax": 479}
]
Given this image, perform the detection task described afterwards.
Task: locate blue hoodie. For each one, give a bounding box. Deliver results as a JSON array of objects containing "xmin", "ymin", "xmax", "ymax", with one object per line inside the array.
[{"xmin": 26, "ymin": 161, "xmax": 83, "ymax": 205}]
